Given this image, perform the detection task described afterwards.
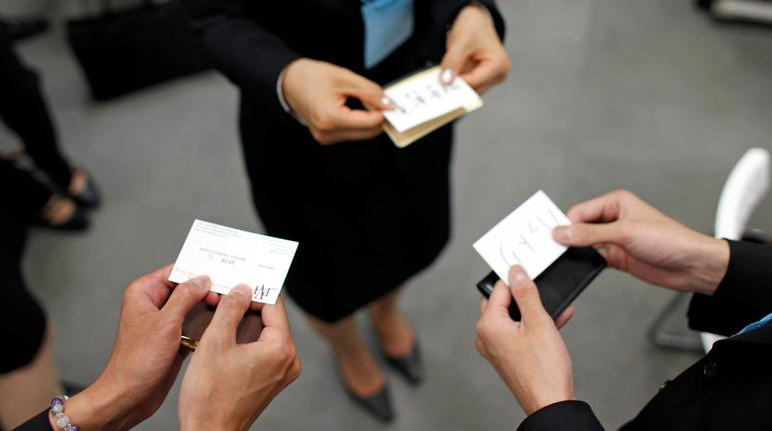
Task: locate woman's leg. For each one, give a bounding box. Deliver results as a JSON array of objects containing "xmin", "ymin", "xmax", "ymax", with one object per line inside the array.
[
  {"xmin": 307, "ymin": 315, "xmax": 385, "ymax": 396},
  {"xmin": 0, "ymin": 323, "xmax": 63, "ymax": 429},
  {"xmin": 0, "ymin": 33, "xmax": 73, "ymax": 189},
  {"xmin": 367, "ymin": 288, "xmax": 414, "ymax": 357}
]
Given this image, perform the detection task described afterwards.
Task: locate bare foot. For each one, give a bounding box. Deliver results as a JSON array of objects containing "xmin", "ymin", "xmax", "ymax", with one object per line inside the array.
[
  {"xmin": 371, "ymin": 308, "xmax": 414, "ymax": 358},
  {"xmin": 40, "ymin": 195, "xmax": 77, "ymax": 225},
  {"xmin": 336, "ymin": 347, "xmax": 385, "ymax": 397}
]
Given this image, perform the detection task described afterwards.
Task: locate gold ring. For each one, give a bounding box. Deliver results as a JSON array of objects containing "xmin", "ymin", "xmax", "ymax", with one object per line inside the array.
[{"xmin": 180, "ymin": 335, "xmax": 198, "ymax": 351}]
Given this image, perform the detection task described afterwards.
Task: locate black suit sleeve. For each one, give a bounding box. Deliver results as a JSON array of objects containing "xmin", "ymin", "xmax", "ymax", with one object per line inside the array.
[
  {"xmin": 517, "ymin": 401, "xmax": 605, "ymax": 431},
  {"xmin": 180, "ymin": 0, "xmax": 301, "ymax": 106},
  {"xmin": 688, "ymin": 240, "xmax": 772, "ymax": 336},
  {"xmin": 12, "ymin": 410, "xmax": 51, "ymax": 431},
  {"xmin": 430, "ymin": 1, "xmax": 506, "ymax": 41}
]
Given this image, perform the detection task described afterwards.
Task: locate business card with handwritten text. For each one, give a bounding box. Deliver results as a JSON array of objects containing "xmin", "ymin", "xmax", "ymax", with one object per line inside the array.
[
  {"xmin": 169, "ymin": 220, "xmax": 298, "ymax": 304},
  {"xmin": 473, "ymin": 191, "xmax": 571, "ymax": 282}
]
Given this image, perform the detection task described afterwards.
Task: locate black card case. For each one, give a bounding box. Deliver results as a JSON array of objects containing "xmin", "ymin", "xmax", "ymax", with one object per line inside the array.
[{"xmin": 476, "ymin": 247, "xmax": 606, "ymax": 321}]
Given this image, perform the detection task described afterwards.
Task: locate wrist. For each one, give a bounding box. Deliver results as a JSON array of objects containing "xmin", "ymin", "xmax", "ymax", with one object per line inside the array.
[
  {"xmin": 691, "ymin": 237, "xmax": 730, "ymax": 296},
  {"xmin": 58, "ymin": 377, "xmax": 141, "ymax": 431},
  {"xmin": 278, "ymin": 59, "xmax": 309, "ymax": 127}
]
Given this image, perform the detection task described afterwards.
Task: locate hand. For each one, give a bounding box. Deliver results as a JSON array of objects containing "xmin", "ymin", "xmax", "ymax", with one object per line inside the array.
[
  {"xmin": 552, "ymin": 190, "xmax": 730, "ymax": 296},
  {"xmin": 55, "ymin": 267, "xmax": 213, "ymax": 431},
  {"xmin": 282, "ymin": 58, "xmax": 393, "ymax": 145},
  {"xmin": 179, "ymin": 286, "xmax": 301, "ymax": 431},
  {"xmin": 476, "ymin": 266, "xmax": 574, "ymax": 415},
  {"xmin": 440, "ymin": 4, "xmax": 511, "ymax": 94}
]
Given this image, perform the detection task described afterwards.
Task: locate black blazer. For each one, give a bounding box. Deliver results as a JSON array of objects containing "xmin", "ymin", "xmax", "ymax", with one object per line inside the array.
[
  {"xmin": 519, "ymin": 239, "xmax": 772, "ymax": 431},
  {"xmin": 181, "ymin": 0, "xmax": 505, "ymax": 116}
]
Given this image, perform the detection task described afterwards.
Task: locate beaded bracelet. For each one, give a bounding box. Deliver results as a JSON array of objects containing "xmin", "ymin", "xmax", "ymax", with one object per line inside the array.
[{"xmin": 49, "ymin": 396, "xmax": 80, "ymax": 431}]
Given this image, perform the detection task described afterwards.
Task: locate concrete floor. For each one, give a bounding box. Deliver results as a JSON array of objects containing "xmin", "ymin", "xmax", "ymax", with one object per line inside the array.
[{"xmin": 3, "ymin": 0, "xmax": 772, "ymax": 429}]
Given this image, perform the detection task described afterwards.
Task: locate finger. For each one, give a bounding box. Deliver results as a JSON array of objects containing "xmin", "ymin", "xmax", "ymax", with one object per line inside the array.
[
  {"xmin": 555, "ymin": 306, "xmax": 575, "ymax": 329},
  {"xmin": 479, "ymin": 296, "xmax": 489, "ymax": 315},
  {"xmin": 487, "ymin": 279, "xmax": 513, "ymax": 310},
  {"xmin": 257, "ymin": 296, "xmax": 292, "ymax": 345},
  {"xmin": 459, "ymin": 60, "xmax": 503, "ymax": 93},
  {"xmin": 207, "ymin": 285, "xmax": 252, "ymax": 340},
  {"xmin": 339, "ymin": 70, "xmax": 392, "ymax": 110},
  {"xmin": 204, "ymin": 291, "xmax": 220, "ymax": 307},
  {"xmin": 508, "ymin": 265, "xmax": 547, "ymax": 322},
  {"xmin": 552, "ymin": 222, "xmax": 632, "ymax": 248},
  {"xmin": 565, "ymin": 191, "xmax": 625, "ymax": 223},
  {"xmin": 440, "ymin": 44, "xmax": 469, "ymax": 84},
  {"xmin": 131, "ymin": 264, "xmax": 177, "ymax": 309},
  {"xmin": 331, "ymin": 106, "xmax": 385, "ymax": 129},
  {"xmin": 161, "ymin": 275, "xmax": 211, "ymax": 320},
  {"xmin": 314, "ymin": 124, "xmax": 384, "ymax": 145}
]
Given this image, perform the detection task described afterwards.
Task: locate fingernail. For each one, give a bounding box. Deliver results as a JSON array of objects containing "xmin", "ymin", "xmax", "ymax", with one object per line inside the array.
[
  {"xmin": 511, "ymin": 265, "xmax": 527, "ymax": 282},
  {"xmin": 440, "ymin": 68, "xmax": 455, "ymax": 85},
  {"xmin": 380, "ymin": 95, "xmax": 395, "ymax": 110},
  {"xmin": 553, "ymin": 226, "xmax": 572, "ymax": 242},
  {"xmin": 190, "ymin": 275, "xmax": 210, "ymax": 291}
]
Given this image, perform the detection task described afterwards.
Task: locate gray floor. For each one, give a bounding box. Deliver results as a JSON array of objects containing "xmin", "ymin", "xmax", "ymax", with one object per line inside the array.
[{"xmin": 3, "ymin": 0, "xmax": 772, "ymax": 430}]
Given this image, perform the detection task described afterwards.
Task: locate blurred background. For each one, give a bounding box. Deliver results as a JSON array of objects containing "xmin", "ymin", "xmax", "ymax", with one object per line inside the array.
[{"xmin": 2, "ymin": 0, "xmax": 771, "ymax": 429}]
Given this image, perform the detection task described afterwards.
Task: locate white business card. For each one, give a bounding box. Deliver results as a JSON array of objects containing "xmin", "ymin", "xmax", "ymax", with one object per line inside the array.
[
  {"xmin": 383, "ymin": 67, "xmax": 483, "ymax": 133},
  {"xmin": 473, "ymin": 191, "xmax": 571, "ymax": 282},
  {"xmin": 169, "ymin": 220, "xmax": 298, "ymax": 304}
]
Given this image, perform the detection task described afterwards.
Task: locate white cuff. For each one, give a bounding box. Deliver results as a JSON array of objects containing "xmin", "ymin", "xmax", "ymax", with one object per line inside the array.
[{"xmin": 276, "ymin": 67, "xmax": 307, "ymax": 127}]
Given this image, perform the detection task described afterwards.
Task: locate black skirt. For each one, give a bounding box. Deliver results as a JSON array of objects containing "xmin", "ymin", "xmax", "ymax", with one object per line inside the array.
[{"xmin": 238, "ymin": 95, "xmax": 453, "ymax": 322}]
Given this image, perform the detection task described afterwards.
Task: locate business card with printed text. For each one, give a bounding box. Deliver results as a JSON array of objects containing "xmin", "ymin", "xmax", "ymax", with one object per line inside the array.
[{"xmin": 169, "ymin": 220, "xmax": 298, "ymax": 304}]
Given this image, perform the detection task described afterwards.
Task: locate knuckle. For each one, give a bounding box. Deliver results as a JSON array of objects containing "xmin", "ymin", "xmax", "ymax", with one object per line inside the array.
[
  {"xmin": 475, "ymin": 317, "xmax": 492, "ymax": 337},
  {"xmin": 311, "ymin": 129, "xmax": 332, "ymax": 145},
  {"xmin": 279, "ymin": 343, "xmax": 298, "ymax": 365},
  {"xmin": 159, "ymin": 317, "xmax": 181, "ymax": 338},
  {"xmin": 220, "ymin": 294, "xmax": 243, "ymax": 310},
  {"xmin": 311, "ymin": 114, "xmax": 334, "ymax": 132},
  {"xmin": 176, "ymin": 283, "xmax": 197, "ymax": 301},
  {"xmin": 617, "ymin": 220, "xmax": 634, "ymax": 243},
  {"xmin": 611, "ymin": 189, "xmax": 630, "ymax": 200},
  {"xmin": 475, "ymin": 319, "xmax": 485, "ymax": 336},
  {"xmin": 475, "ymin": 337, "xmax": 486, "ymax": 355},
  {"xmin": 575, "ymin": 224, "xmax": 590, "ymax": 242},
  {"xmin": 124, "ymin": 282, "xmax": 141, "ymax": 300},
  {"xmin": 284, "ymin": 358, "xmax": 302, "ymax": 383}
]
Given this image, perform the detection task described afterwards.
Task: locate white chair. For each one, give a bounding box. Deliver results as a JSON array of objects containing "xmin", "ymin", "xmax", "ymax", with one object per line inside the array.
[{"xmin": 649, "ymin": 147, "xmax": 770, "ymax": 351}]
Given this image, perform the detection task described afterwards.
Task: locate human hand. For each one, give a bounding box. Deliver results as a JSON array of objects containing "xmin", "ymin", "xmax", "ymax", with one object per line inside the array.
[
  {"xmin": 440, "ymin": 4, "xmax": 510, "ymax": 94},
  {"xmin": 179, "ymin": 286, "xmax": 301, "ymax": 431},
  {"xmin": 552, "ymin": 190, "xmax": 729, "ymax": 296},
  {"xmin": 53, "ymin": 266, "xmax": 213, "ymax": 431},
  {"xmin": 282, "ymin": 58, "xmax": 393, "ymax": 145},
  {"xmin": 476, "ymin": 266, "xmax": 575, "ymax": 415}
]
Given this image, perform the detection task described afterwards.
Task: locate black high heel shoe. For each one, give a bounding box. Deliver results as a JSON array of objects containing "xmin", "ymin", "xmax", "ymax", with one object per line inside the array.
[
  {"xmin": 34, "ymin": 195, "xmax": 90, "ymax": 231},
  {"xmin": 336, "ymin": 364, "xmax": 395, "ymax": 423},
  {"xmin": 382, "ymin": 340, "xmax": 424, "ymax": 386},
  {"xmin": 69, "ymin": 169, "xmax": 101, "ymax": 209},
  {"xmin": 341, "ymin": 381, "xmax": 395, "ymax": 423}
]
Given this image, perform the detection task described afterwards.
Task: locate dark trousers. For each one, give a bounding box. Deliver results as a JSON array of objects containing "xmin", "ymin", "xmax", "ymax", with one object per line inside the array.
[
  {"xmin": 0, "ymin": 33, "xmax": 72, "ymax": 190},
  {"xmin": 0, "ymin": 212, "xmax": 47, "ymax": 374}
]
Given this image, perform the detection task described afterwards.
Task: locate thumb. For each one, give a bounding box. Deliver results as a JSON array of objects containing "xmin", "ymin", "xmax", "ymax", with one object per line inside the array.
[
  {"xmin": 508, "ymin": 265, "xmax": 547, "ymax": 322},
  {"xmin": 206, "ymin": 285, "xmax": 252, "ymax": 342},
  {"xmin": 553, "ymin": 222, "xmax": 631, "ymax": 248},
  {"xmin": 339, "ymin": 70, "xmax": 393, "ymax": 110}
]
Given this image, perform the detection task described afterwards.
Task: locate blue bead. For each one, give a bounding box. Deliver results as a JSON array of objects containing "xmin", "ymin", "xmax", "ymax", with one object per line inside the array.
[{"xmin": 50, "ymin": 397, "xmax": 64, "ymax": 406}]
